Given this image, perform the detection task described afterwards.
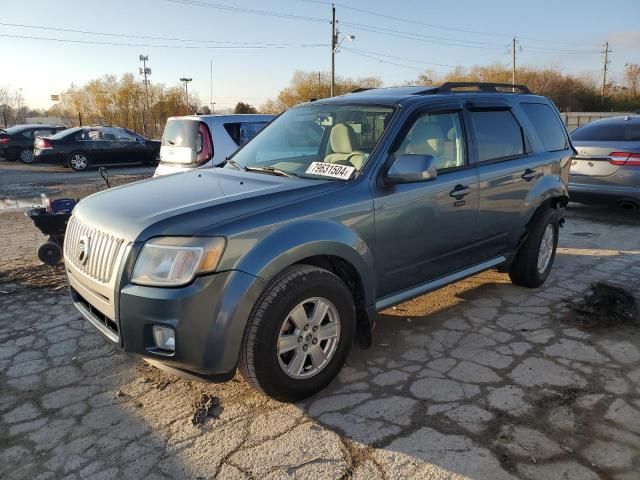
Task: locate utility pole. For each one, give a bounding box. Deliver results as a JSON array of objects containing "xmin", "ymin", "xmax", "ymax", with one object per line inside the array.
[
  {"xmin": 180, "ymin": 77, "xmax": 192, "ymax": 114},
  {"xmin": 512, "ymin": 37, "xmax": 516, "ymax": 87},
  {"xmin": 139, "ymin": 55, "xmax": 151, "ymax": 136},
  {"xmin": 330, "ymin": 4, "xmax": 336, "ymax": 97},
  {"xmin": 601, "ymin": 41, "xmax": 612, "ymax": 100}
]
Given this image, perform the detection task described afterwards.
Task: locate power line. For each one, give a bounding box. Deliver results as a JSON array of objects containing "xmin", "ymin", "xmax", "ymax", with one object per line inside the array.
[
  {"xmin": 0, "ymin": 22, "xmax": 325, "ymax": 47},
  {"xmin": 298, "ymin": 0, "xmax": 588, "ymax": 46},
  {"xmin": 164, "ymin": 0, "xmax": 327, "ymax": 23},
  {"xmin": 0, "ymin": 33, "xmax": 326, "ymax": 49},
  {"xmin": 344, "ymin": 47, "xmax": 460, "ymax": 68},
  {"xmin": 341, "ymin": 47, "xmax": 449, "ymax": 74}
]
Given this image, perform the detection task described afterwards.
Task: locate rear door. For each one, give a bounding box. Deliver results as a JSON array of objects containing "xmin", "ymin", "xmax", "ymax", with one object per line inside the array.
[
  {"xmin": 468, "ymin": 100, "xmax": 539, "ymax": 261},
  {"xmin": 372, "ymin": 101, "xmax": 479, "ymax": 296}
]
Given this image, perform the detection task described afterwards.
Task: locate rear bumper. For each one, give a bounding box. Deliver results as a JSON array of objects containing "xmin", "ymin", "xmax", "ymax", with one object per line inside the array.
[
  {"xmin": 70, "ymin": 269, "xmax": 267, "ymax": 379},
  {"xmin": 34, "ymin": 149, "xmax": 66, "ymax": 163},
  {"xmin": 569, "ymin": 182, "xmax": 640, "ymax": 205}
]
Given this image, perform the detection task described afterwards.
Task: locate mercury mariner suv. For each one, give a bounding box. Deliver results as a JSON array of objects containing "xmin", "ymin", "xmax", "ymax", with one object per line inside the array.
[{"xmin": 64, "ymin": 82, "xmax": 572, "ymax": 401}]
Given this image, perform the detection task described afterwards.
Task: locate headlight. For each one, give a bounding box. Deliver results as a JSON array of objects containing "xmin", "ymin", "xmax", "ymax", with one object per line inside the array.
[{"xmin": 131, "ymin": 237, "xmax": 226, "ymax": 287}]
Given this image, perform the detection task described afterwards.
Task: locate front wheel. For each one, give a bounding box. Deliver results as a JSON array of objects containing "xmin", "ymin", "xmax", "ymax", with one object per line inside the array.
[
  {"xmin": 509, "ymin": 208, "xmax": 559, "ymax": 288},
  {"xmin": 239, "ymin": 265, "xmax": 356, "ymax": 402},
  {"xmin": 19, "ymin": 149, "xmax": 35, "ymax": 163},
  {"xmin": 68, "ymin": 152, "xmax": 90, "ymax": 171}
]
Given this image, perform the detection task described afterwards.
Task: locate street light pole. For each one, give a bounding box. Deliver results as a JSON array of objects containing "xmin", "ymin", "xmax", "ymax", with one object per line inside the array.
[
  {"xmin": 180, "ymin": 77, "xmax": 192, "ymax": 114},
  {"xmin": 139, "ymin": 55, "xmax": 151, "ymax": 136}
]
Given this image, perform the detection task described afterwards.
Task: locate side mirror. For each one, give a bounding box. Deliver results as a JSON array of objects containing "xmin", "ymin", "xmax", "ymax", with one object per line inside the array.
[{"xmin": 385, "ymin": 154, "xmax": 437, "ymax": 184}]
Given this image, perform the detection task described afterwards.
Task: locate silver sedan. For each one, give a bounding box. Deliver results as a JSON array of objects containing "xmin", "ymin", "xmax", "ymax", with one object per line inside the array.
[{"xmin": 569, "ymin": 115, "xmax": 640, "ymax": 209}]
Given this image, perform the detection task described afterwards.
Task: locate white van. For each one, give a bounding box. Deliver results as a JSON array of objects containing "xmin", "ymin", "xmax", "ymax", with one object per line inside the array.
[{"xmin": 154, "ymin": 114, "xmax": 273, "ymax": 176}]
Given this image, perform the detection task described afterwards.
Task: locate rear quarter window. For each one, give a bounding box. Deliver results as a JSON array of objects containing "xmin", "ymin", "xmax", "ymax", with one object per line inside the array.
[
  {"xmin": 521, "ymin": 103, "xmax": 567, "ymax": 151},
  {"xmin": 224, "ymin": 121, "xmax": 268, "ymax": 146},
  {"xmin": 470, "ymin": 110, "xmax": 525, "ymax": 162}
]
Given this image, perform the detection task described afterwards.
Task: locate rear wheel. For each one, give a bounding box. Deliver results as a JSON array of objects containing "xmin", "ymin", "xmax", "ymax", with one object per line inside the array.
[
  {"xmin": 19, "ymin": 149, "xmax": 34, "ymax": 163},
  {"xmin": 239, "ymin": 265, "xmax": 356, "ymax": 402},
  {"xmin": 68, "ymin": 152, "xmax": 90, "ymax": 171},
  {"xmin": 509, "ymin": 208, "xmax": 559, "ymax": 288}
]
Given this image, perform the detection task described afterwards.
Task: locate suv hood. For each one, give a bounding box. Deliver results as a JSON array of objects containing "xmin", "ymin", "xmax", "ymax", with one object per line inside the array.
[{"xmin": 72, "ymin": 168, "xmax": 340, "ymax": 242}]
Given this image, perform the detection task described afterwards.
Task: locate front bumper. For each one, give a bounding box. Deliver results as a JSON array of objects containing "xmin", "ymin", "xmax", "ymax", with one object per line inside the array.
[{"xmin": 70, "ymin": 269, "xmax": 267, "ymax": 380}]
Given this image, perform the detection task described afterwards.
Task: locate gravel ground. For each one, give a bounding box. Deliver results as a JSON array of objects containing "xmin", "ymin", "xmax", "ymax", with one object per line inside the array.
[{"xmin": 1, "ymin": 164, "xmax": 639, "ymax": 479}]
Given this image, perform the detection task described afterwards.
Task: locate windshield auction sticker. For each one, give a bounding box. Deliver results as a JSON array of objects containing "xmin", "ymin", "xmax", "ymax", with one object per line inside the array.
[{"xmin": 305, "ymin": 162, "xmax": 355, "ymax": 180}]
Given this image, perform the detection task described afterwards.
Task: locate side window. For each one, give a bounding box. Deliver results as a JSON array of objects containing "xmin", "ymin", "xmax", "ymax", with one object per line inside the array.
[
  {"xmin": 113, "ymin": 128, "xmax": 138, "ymax": 142},
  {"xmin": 32, "ymin": 130, "xmax": 52, "ymax": 137},
  {"xmin": 396, "ymin": 111, "xmax": 466, "ymax": 172},
  {"xmin": 239, "ymin": 121, "xmax": 268, "ymax": 146},
  {"xmin": 223, "ymin": 123, "xmax": 241, "ymax": 145},
  {"xmin": 521, "ymin": 103, "xmax": 567, "ymax": 151},
  {"xmin": 470, "ymin": 110, "xmax": 524, "ymax": 162},
  {"xmin": 22, "ymin": 130, "xmax": 34, "ymax": 138}
]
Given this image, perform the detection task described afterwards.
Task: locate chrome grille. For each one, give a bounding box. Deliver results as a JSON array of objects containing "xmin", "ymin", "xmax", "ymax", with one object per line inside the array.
[{"xmin": 64, "ymin": 216, "xmax": 125, "ymax": 283}]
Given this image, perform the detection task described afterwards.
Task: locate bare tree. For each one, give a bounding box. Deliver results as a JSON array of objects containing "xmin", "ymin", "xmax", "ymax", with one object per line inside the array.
[{"xmin": 623, "ymin": 63, "xmax": 640, "ymax": 97}]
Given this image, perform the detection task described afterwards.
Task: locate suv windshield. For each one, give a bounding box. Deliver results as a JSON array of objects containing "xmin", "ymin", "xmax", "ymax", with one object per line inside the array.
[{"xmin": 227, "ymin": 104, "xmax": 394, "ymax": 179}]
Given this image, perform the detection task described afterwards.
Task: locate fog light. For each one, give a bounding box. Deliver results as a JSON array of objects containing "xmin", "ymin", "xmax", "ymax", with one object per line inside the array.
[{"xmin": 152, "ymin": 326, "xmax": 175, "ymax": 352}]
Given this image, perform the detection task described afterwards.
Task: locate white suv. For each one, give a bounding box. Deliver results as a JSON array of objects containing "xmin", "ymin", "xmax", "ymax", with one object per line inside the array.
[{"xmin": 154, "ymin": 114, "xmax": 273, "ymax": 176}]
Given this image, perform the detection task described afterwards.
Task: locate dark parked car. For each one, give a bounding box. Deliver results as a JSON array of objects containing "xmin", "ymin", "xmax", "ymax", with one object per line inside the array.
[
  {"xmin": 0, "ymin": 124, "xmax": 67, "ymax": 163},
  {"xmin": 64, "ymin": 83, "xmax": 571, "ymax": 401},
  {"xmin": 569, "ymin": 115, "xmax": 640, "ymax": 209},
  {"xmin": 34, "ymin": 126, "xmax": 161, "ymax": 171}
]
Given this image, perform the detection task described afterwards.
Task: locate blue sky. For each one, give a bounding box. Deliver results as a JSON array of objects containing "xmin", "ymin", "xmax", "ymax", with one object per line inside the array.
[{"xmin": 2, "ymin": 0, "xmax": 639, "ymax": 110}]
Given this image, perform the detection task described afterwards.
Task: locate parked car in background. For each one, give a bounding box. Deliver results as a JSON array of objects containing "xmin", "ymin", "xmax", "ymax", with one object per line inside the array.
[
  {"xmin": 569, "ymin": 115, "xmax": 640, "ymax": 209},
  {"xmin": 155, "ymin": 114, "xmax": 273, "ymax": 176},
  {"xmin": 0, "ymin": 124, "xmax": 67, "ymax": 163},
  {"xmin": 33, "ymin": 126, "xmax": 161, "ymax": 171},
  {"xmin": 65, "ymin": 83, "xmax": 571, "ymax": 401}
]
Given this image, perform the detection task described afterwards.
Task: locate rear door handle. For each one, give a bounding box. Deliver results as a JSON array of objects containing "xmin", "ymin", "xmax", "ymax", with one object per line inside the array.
[
  {"xmin": 522, "ymin": 168, "xmax": 537, "ymax": 181},
  {"xmin": 449, "ymin": 184, "xmax": 470, "ymax": 198}
]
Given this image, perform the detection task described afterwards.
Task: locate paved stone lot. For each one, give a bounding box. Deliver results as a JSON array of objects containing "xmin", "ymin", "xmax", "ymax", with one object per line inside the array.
[{"xmin": 1, "ymin": 197, "xmax": 640, "ymax": 478}]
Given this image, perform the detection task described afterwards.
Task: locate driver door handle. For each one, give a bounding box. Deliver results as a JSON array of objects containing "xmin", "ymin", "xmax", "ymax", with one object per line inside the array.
[
  {"xmin": 522, "ymin": 168, "xmax": 537, "ymax": 181},
  {"xmin": 449, "ymin": 184, "xmax": 470, "ymax": 198}
]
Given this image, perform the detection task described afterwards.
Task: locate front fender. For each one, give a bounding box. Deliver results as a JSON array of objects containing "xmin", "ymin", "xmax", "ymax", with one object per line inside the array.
[{"xmin": 232, "ymin": 219, "xmax": 377, "ymax": 306}]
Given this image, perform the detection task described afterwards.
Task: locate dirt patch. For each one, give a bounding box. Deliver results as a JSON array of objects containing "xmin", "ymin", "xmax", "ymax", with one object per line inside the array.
[
  {"xmin": 532, "ymin": 387, "xmax": 589, "ymax": 410},
  {"xmin": 192, "ymin": 393, "xmax": 222, "ymax": 426},
  {"xmin": 568, "ymin": 282, "xmax": 638, "ymax": 329},
  {"xmin": 0, "ymin": 263, "xmax": 67, "ymax": 291}
]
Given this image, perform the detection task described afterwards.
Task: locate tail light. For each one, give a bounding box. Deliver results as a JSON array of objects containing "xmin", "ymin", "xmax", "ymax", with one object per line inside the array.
[
  {"xmin": 0, "ymin": 138, "xmax": 8, "ymax": 145},
  {"xmin": 196, "ymin": 123, "xmax": 213, "ymax": 165},
  {"xmin": 609, "ymin": 152, "xmax": 640, "ymax": 166},
  {"xmin": 35, "ymin": 138, "xmax": 53, "ymax": 150}
]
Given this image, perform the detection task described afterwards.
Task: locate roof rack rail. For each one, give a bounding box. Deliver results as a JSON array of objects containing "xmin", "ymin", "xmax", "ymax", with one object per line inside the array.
[{"xmin": 435, "ymin": 82, "xmax": 531, "ymax": 94}]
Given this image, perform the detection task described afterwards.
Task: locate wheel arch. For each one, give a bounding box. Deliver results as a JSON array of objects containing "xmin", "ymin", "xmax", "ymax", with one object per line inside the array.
[{"xmin": 229, "ymin": 220, "xmax": 377, "ymax": 347}]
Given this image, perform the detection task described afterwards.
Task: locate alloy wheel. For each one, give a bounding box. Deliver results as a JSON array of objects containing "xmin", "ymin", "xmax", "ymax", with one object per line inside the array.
[
  {"xmin": 537, "ymin": 224, "xmax": 555, "ymax": 274},
  {"xmin": 277, "ymin": 297, "xmax": 341, "ymax": 379}
]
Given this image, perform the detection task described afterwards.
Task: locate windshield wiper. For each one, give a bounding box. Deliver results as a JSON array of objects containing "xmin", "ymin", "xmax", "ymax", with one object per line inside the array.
[
  {"xmin": 244, "ymin": 166, "xmax": 298, "ymax": 178},
  {"xmin": 224, "ymin": 158, "xmax": 246, "ymax": 171}
]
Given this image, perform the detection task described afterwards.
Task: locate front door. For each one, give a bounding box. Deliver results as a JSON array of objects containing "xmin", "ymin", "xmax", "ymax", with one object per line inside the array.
[{"xmin": 372, "ymin": 104, "xmax": 479, "ymax": 297}]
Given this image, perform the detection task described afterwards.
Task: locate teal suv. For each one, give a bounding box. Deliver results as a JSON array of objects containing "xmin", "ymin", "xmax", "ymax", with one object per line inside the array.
[{"xmin": 64, "ymin": 82, "xmax": 572, "ymax": 401}]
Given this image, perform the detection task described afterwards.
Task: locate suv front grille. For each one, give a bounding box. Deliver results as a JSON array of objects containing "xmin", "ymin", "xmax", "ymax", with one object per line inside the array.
[{"xmin": 64, "ymin": 216, "xmax": 125, "ymax": 284}]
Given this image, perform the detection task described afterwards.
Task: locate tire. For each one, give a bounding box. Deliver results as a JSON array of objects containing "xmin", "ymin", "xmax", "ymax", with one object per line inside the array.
[
  {"xmin": 38, "ymin": 241, "xmax": 62, "ymax": 265},
  {"xmin": 239, "ymin": 264, "xmax": 356, "ymax": 402},
  {"xmin": 146, "ymin": 150, "xmax": 160, "ymax": 166},
  {"xmin": 509, "ymin": 207, "xmax": 559, "ymax": 288},
  {"xmin": 68, "ymin": 152, "xmax": 90, "ymax": 171},
  {"xmin": 19, "ymin": 149, "xmax": 34, "ymax": 164}
]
